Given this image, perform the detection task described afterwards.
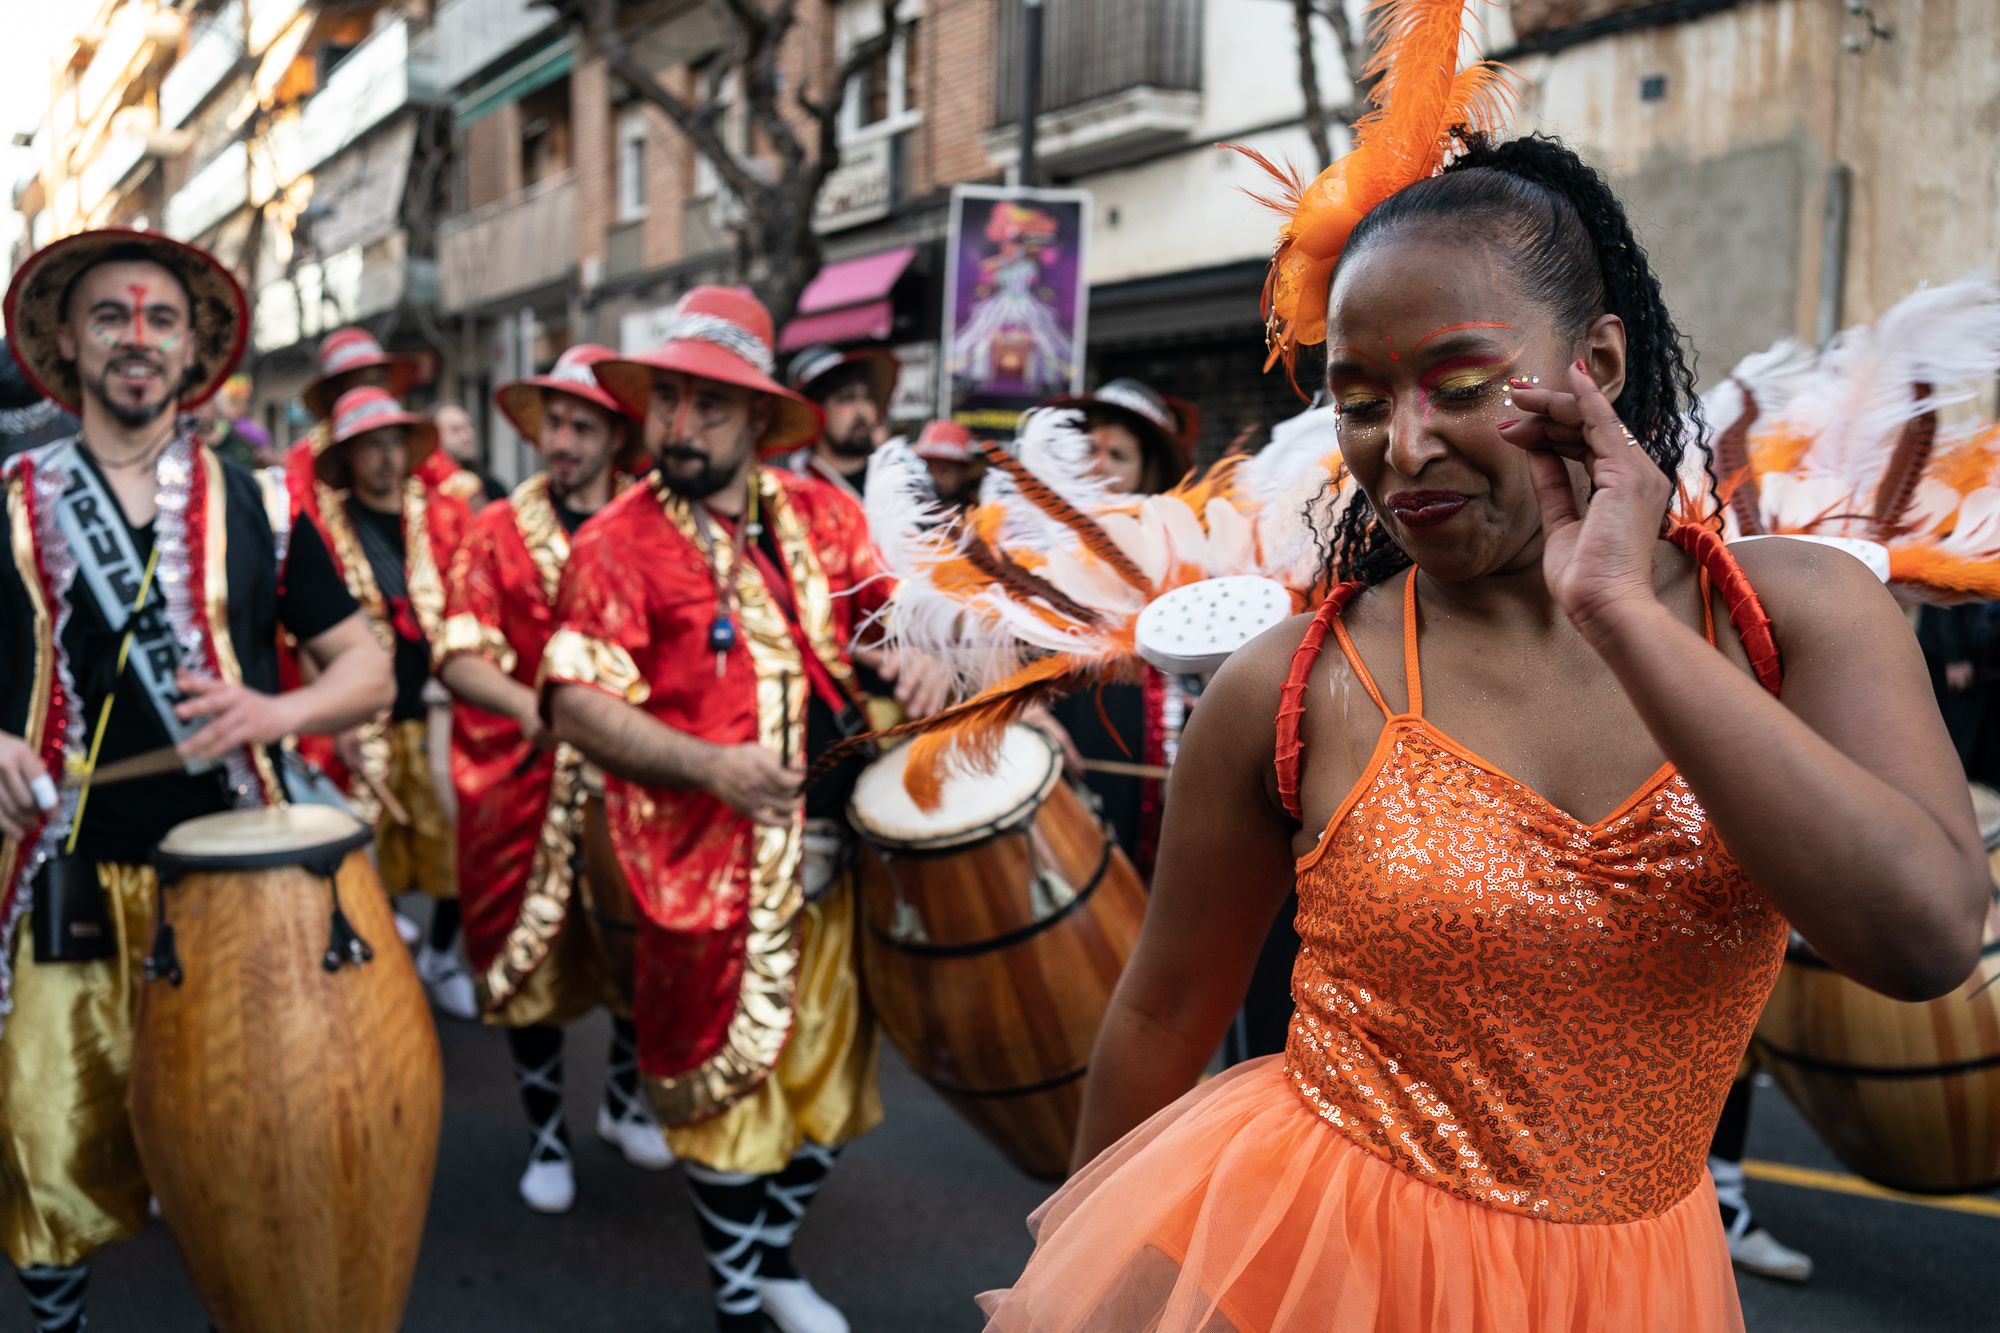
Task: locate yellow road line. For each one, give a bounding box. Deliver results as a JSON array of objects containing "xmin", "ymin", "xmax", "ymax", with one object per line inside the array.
[{"xmin": 1743, "ymin": 1158, "xmax": 2000, "ymax": 1220}]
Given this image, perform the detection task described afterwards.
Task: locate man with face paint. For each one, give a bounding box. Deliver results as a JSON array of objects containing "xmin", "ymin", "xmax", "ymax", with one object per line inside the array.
[
  {"xmin": 541, "ymin": 288, "xmax": 891, "ymax": 1333},
  {"xmin": 782, "ymin": 343, "xmax": 899, "ymax": 502},
  {"xmin": 313, "ymin": 386, "xmax": 474, "ymax": 1018},
  {"xmin": 0, "ymin": 229, "xmax": 391, "ymax": 1333},
  {"xmin": 436, "ymin": 344, "xmax": 675, "ymax": 1213}
]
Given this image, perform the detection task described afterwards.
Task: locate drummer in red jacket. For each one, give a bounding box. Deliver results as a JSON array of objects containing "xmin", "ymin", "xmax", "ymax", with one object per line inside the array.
[
  {"xmin": 435, "ymin": 343, "xmax": 676, "ymax": 1215},
  {"xmin": 541, "ymin": 286, "xmax": 893, "ymax": 1333}
]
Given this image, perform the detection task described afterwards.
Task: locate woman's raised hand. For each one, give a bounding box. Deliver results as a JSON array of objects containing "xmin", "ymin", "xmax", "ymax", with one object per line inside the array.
[{"xmin": 1497, "ymin": 360, "xmax": 1671, "ymax": 634}]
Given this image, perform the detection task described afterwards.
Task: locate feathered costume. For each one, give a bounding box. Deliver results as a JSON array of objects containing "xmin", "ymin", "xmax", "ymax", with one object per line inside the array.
[
  {"xmin": 866, "ymin": 409, "xmax": 1283, "ymax": 810},
  {"xmin": 1693, "ymin": 274, "xmax": 2000, "ymax": 603}
]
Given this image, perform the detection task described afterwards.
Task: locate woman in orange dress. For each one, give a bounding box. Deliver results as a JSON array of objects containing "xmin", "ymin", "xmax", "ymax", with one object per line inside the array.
[{"xmin": 976, "ymin": 127, "xmax": 1990, "ymax": 1333}]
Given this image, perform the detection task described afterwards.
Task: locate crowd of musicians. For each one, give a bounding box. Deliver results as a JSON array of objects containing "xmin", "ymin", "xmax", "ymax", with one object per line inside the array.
[
  {"xmin": 1, "ymin": 129, "xmax": 1994, "ymax": 1326},
  {"xmin": 0, "ymin": 220, "xmax": 1220, "ymax": 1333}
]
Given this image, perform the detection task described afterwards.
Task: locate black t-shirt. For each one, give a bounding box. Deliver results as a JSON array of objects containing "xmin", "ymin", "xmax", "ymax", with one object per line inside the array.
[
  {"xmin": 345, "ymin": 498, "xmax": 431, "ymax": 723},
  {"xmin": 0, "ymin": 450, "xmax": 358, "ymax": 864},
  {"xmin": 554, "ymin": 498, "xmax": 589, "ymax": 536}
]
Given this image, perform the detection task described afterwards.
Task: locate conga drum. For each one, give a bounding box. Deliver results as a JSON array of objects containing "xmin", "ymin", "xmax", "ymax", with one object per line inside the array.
[
  {"xmin": 1752, "ymin": 786, "xmax": 2000, "ymax": 1194},
  {"xmin": 849, "ymin": 725, "xmax": 1147, "ymax": 1180},
  {"xmin": 129, "ymin": 806, "xmax": 443, "ymax": 1332},
  {"xmin": 579, "ymin": 762, "xmax": 638, "ymax": 1007}
]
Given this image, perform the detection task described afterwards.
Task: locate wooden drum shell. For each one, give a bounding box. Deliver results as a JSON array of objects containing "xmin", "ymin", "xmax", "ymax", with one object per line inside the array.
[
  {"xmin": 1754, "ymin": 910, "xmax": 2000, "ymax": 1195},
  {"xmin": 129, "ymin": 846, "xmax": 442, "ymax": 1333},
  {"xmin": 856, "ymin": 777, "xmax": 1146, "ymax": 1181}
]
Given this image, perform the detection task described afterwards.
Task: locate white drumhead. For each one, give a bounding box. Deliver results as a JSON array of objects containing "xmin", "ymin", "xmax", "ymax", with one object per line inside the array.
[
  {"xmin": 157, "ymin": 804, "xmax": 369, "ymax": 857},
  {"xmin": 1136, "ymin": 575, "xmax": 1292, "ymax": 675},
  {"xmin": 1730, "ymin": 534, "xmax": 1891, "ymax": 584},
  {"xmin": 849, "ymin": 725, "xmax": 1059, "ymax": 850}
]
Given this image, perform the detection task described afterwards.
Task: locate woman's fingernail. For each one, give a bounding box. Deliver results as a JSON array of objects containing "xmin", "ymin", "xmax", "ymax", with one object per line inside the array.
[
  {"xmin": 1496, "ymin": 418, "xmax": 1521, "ymax": 430},
  {"xmin": 1574, "ymin": 358, "xmax": 1589, "ymax": 373},
  {"xmin": 1507, "ymin": 375, "xmax": 1530, "ymax": 388}
]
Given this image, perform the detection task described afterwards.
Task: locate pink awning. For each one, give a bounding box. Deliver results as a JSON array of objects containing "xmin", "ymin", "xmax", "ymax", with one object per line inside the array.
[{"xmin": 779, "ymin": 246, "xmax": 916, "ymax": 351}]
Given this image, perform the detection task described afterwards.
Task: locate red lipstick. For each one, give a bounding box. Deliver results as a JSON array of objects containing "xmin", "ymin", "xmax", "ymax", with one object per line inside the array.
[{"xmin": 1387, "ymin": 490, "xmax": 1471, "ymax": 529}]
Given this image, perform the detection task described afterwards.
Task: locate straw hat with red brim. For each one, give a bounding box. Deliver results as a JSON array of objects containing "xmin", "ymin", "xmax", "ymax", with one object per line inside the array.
[
  {"xmin": 3, "ymin": 226, "xmax": 248, "ymax": 415},
  {"xmin": 316, "ymin": 386, "xmax": 439, "ymax": 489},
  {"xmin": 592, "ymin": 287, "xmax": 822, "ymax": 455},
  {"xmin": 1047, "ymin": 377, "xmax": 1191, "ymax": 483},
  {"xmin": 496, "ymin": 343, "xmax": 647, "ymax": 471},
  {"xmin": 301, "ymin": 327, "xmax": 420, "ymax": 422},
  {"xmin": 787, "ymin": 343, "xmax": 900, "ymax": 415},
  {"xmin": 913, "ymin": 419, "xmax": 977, "ymax": 463}
]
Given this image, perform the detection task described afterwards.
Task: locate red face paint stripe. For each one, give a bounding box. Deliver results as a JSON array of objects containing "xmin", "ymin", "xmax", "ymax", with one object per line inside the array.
[
  {"xmin": 126, "ymin": 284, "xmax": 149, "ymax": 342},
  {"xmin": 1413, "ymin": 321, "xmax": 1517, "ymax": 350}
]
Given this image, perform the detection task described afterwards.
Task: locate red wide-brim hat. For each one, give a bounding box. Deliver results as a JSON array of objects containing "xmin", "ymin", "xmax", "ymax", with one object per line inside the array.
[
  {"xmin": 595, "ymin": 341, "xmax": 822, "ymax": 455},
  {"xmin": 315, "ymin": 386, "xmax": 439, "ymax": 489},
  {"xmin": 302, "ymin": 336, "xmax": 420, "ymax": 421},
  {"xmin": 3, "ymin": 227, "xmax": 248, "ymax": 415},
  {"xmin": 496, "ymin": 344, "xmax": 648, "ymax": 471}
]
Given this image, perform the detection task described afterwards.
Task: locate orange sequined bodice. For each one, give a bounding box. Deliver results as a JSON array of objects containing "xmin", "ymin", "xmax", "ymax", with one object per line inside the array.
[{"xmin": 1278, "ymin": 570, "xmax": 1788, "ymax": 1225}]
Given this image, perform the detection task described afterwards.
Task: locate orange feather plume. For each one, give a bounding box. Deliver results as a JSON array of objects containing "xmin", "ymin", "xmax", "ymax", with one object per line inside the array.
[
  {"xmin": 1229, "ymin": 0, "xmax": 1513, "ymax": 381},
  {"xmin": 978, "ymin": 440, "xmax": 1154, "ymax": 593}
]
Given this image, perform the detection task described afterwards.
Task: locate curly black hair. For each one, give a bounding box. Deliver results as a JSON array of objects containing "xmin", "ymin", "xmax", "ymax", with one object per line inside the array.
[{"xmin": 1309, "ymin": 132, "xmax": 1708, "ymax": 586}]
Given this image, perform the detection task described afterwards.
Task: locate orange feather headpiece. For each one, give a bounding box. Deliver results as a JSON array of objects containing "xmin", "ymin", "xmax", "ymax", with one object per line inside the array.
[{"xmin": 1232, "ymin": 0, "xmax": 1514, "ymax": 384}]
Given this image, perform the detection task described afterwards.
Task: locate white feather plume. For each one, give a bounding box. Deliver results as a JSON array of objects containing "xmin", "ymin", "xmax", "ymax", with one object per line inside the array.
[{"xmin": 1784, "ymin": 274, "xmax": 2000, "ymax": 492}]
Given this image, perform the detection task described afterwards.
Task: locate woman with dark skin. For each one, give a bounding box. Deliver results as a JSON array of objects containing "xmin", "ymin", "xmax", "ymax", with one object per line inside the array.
[{"xmin": 981, "ymin": 136, "xmax": 1987, "ymax": 1332}]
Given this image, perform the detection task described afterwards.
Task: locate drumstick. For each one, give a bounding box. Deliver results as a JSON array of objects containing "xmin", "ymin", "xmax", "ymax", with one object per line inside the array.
[
  {"xmin": 59, "ymin": 745, "xmax": 188, "ymax": 790},
  {"xmin": 1078, "ymin": 757, "xmax": 1173, "ymax": 782},
  {"xmin": 359, "ymin": 768, "xmax": 412, "ymax": 828}
]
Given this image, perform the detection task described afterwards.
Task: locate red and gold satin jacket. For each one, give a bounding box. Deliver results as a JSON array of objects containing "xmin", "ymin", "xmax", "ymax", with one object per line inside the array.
[
  {"xmin": 539, "ymin": 466, "xmax": 889, "ymax": 1122},
  {"xmin": 437, "ymin": 473, "xmax": 624, "ymax": 1011}
]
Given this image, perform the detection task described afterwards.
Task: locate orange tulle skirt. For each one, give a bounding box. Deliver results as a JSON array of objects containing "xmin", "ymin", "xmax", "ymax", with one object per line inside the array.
[{"xmin": 978, "ymin": 1058, "xmax": 1743, "ymax": 1332}]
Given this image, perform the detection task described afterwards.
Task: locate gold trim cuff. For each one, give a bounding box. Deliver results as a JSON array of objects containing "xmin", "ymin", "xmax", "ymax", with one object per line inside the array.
[
  {"xmin": 539, "ymin": 629, "xmax": 649, "ymax": 705},
  {"xmin": 436, "ymin": 612, "xmax": 517, "ymax": 674}
]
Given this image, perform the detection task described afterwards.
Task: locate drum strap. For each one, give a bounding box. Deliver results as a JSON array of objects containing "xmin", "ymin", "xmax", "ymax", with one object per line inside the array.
[
  {"xmin": 741, "ymin": 539, "xmax": 871, "ymax": 739},
  {"xmin": 46, "ymin": 435, "xmax": 220, "ymax": 769}
]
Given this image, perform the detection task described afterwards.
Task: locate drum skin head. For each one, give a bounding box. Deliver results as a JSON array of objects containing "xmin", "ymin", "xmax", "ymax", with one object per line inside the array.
[
  {"xmin": 1136, "ymin": 575, "xmax": 1292, "ymax": 675},
  {"xmin": 155, "ymin": 804, "xmax": 371, "ymax": 868},
  {"xmin": 850, "ymin": 725, "xmax": 1060, "ymax": 851}
]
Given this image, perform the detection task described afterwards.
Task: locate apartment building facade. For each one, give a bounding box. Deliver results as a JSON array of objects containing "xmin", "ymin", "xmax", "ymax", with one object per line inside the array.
[{"xmin": 14, "ymin": 1, "xmax": 1994, "ymax": 472}]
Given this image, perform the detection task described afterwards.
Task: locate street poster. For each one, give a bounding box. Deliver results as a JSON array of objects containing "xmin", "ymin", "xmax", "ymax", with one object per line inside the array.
[{"xmin": 941, "ymin": 184, "xmax": 1091, "ymax": 430}]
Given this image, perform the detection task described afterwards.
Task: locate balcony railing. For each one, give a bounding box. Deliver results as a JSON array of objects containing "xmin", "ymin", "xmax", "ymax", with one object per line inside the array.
[
  {"xmin": 992, "ymin": 0, "xmax": 1201, "ymax": 124},
  {"xmin": 438, "ymin": 170, "xmax": 576, "ymax": 313}
]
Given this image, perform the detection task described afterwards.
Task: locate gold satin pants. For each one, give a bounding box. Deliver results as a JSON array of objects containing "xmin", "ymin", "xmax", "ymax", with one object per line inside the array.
[
  {"xmin": 664, "ymin": 875, "xmax": 882, "ymax": 1176},
  {"xmin": 0, "ymin": 864, "xmax": 157, "ymax": 1268},
  {"xmin": 374, "ymin": 719, "xmax": 456, "ymax": 899}
]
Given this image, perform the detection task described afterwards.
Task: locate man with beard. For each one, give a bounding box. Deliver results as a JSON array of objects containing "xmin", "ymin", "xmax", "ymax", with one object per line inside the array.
[
  {"xmin": 541, "ymin": 288, "xmax": 889, "ymax": 1333},
  {"xmin": 783, "ymin": 343, "xmax": 898, "ymax": 500},
  {"xmin": 436, "ymin": 344, "xmax": 674, "ymax": 1214},
  {"xmin": 313, "ymin": 386, "xmax": 474, "ymax": 1017},
  {"xmin": 0, "ymin": 229, "xmax": 391, "ymax": 1333}
]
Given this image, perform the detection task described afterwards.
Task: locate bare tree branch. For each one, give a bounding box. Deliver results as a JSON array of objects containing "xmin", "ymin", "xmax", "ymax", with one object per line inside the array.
[
  {"xmin": 1321, "ymin": 0, "xmax": 1376, "ymax": 125},
  {"xmin": 1292, "ymin": 0, "xmax": 1333, "ymax": 169}
]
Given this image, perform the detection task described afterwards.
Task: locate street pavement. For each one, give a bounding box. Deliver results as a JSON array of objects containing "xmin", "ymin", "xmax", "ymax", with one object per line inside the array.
[{"xmin": 31, "ymin": 1009, "xmax": 2000, "ymax": 1332}]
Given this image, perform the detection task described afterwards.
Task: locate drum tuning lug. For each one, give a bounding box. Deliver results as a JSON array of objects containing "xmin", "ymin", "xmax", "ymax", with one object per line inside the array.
[
  {"xmin": 323, "ymin": 906, "xmax": 373, "ymax": 973},
  {"xmin": 889, "ymin": 897, "xmax": 929, "ymax": 945},
  {"xmin": 144, "ymin": 922, "xmax": 184, "ymax": 987},
  {"xmin": 1030, "ymin": 869, "xmax": 1077, "ymax": 919}
]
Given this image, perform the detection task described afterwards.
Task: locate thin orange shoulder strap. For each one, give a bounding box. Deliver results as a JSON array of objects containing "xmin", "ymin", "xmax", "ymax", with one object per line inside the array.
[
  {"xmin": 1276, "ymin": 582, "xmax": 1368, "ymax": 821},
  {"xmin": 1667, "ymin": 523, "xmax": 1783, "ymax": 695}
]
